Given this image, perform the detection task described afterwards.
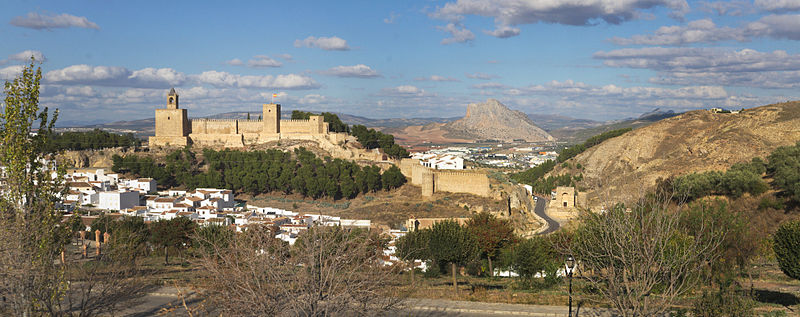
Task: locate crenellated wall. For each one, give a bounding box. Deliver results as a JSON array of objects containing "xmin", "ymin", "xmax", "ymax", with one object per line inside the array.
[
  {"xmin": 191, "ymin": 119, "xmax": 239, "ymax": 135},
  {"xmin": 280, "ymin": 117, "xmax": 325, "ymax": 135},
  {"xmin": 151, "ymin": 95, "xmax": 342, "ymax": 148}
]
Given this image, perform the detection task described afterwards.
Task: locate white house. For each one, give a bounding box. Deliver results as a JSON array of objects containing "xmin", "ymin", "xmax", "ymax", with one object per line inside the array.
[{"xmin": 98, "ymin": 191, "xmax": 140, "ymax": 211}]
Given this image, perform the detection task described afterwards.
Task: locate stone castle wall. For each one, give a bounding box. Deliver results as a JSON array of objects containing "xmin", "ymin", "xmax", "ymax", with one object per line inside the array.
[
  {"xmin": 435, "ymin": 171, "xmax": 490, "ymax": 197},
  {"xmin": 238, "ymin": 120, "xmax": 263, "ymax": 134},
  {"xmin": 399, "ymin": 158, "xmax": 490, "ymax": 197}
]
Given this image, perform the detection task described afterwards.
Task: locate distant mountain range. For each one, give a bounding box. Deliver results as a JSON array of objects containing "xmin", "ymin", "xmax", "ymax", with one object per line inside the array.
[{"xmin": 61, "ymin": 107, "xmax": 681, "ymax": 144}]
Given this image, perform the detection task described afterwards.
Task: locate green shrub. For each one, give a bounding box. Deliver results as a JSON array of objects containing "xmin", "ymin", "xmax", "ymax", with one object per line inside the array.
[
  {"xmin": 423, "ymin": 261, "xmax": 440, "ymax": 278},
  {"xmin": 758, "ymin": 197, "xmax": 786, "ymax": 210},
  {"xmin": 774, "ymin": 220, "xmax": 800, "ymax": 280},
  {"xmin": 692, "ymin": 289, "xmax": 754, "ymax": 317}
]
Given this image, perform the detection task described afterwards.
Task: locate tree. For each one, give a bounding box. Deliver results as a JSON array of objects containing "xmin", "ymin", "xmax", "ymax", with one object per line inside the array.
[
  {"xmin": 0, "ymin": 58, "xmax": 69, "ymax": 316},
  {"xmin": 768, "ymin": 142, "xmax": 800, "ymax": 205},
  {"xmin": 194, "ymin": 225, "xmax": 402, "ymax": 316},
  {"xmin": 427, "ymin": 220, "xmax": 478, "ymax": 293},
  {"xmin": 512, "ymin": 236, "xmax": 560, "ymax": 289},
  {"xmin": 395, "ymin": 229, "xmax": 430, "ymax": 285},
  {"xmin": 567, "ymin": 191, "xmax": 726, "ymax": 317},
  {"xmin": 466, "ymin": 212, "xmax": 516, "ymax": 277},
  {"xmin": 774, "ymin": 220, "xmax": 800, "ymax": 280},
  {"xmin": 149, "ymin": 217, "xmax": 196, "ymax": 265},
  {"xmin": 381, "ymin": 165, "xmax": 406, "ymax": 190}
]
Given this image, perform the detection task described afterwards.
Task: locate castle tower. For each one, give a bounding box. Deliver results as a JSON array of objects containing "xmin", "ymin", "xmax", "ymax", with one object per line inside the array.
[
  {"xmin": 262, "ymin": 103, "xmax": 281, "ymax": 134},
  {"xmin": 167, "ymin": 87, "xmax": 179, "ymax": 109},
  {"xmin": 421, "ymin": 170, "xmax": 435, "ymax": 197},
  {"xmin": 149, "ymin": 88, "xmax": 190, "ymax": 146}
]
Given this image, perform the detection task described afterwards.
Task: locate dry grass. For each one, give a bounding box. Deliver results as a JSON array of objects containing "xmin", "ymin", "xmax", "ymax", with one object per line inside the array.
[{"xmin": 240, "ymin": 183, "xmax": 508, "ymax": 229}]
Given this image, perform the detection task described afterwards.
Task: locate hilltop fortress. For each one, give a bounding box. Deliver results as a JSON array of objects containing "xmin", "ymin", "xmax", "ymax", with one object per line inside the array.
[{"xmin": 149, "ymin": 88, "xmax": 346, "ymax": 147}]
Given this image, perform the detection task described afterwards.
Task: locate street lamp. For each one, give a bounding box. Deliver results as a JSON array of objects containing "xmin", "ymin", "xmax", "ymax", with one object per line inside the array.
[{"xmin": 565, "ymin": 255, "xmax": 576, "ymax": 317}]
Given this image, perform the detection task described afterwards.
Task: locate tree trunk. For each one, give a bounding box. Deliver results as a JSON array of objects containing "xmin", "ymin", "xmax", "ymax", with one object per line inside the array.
[
  {"xmin": 410, "ymin": 264, "xmax": 415, "ymax": 285},
  {"xmin": 164, "ymin": 246, "xmax": 169, "ymax": 265},
  {"xmin": 488, "ymin": 257, "xmax": 494, "ymax": 278},
  {"xmin": 452, "ymin": 262, "xmax": 458, "ymax": 295}
]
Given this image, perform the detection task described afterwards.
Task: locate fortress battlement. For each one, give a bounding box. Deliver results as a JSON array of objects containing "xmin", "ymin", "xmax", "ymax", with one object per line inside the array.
[
  {"xmin": 191, "ymin": 118, "xmax": 239, "ymax": 123},
  {"xmin": 149, "ymin": 89, "xmax": 337, "ymax": 148}
]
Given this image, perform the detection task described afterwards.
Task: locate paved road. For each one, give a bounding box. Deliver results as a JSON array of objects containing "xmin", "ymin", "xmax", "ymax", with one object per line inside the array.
[
  {"xmin": 534, "ymin": 195, "xmax": 560, "ymax": 235},
  {"xmin": 120, "ymin": 288, "xmax": 609, "ymax": 316}
]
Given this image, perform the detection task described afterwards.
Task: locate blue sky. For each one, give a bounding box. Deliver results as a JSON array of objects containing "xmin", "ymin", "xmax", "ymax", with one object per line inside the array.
[{"xmin": 2, "ymin": 0, "xmax": 799, "ymax": 125}]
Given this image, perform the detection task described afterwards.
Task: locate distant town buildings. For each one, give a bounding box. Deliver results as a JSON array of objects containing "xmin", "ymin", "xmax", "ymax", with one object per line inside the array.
[{"xmin": 61, "ymin": 168, "xmax": 372, "ymax": 246}]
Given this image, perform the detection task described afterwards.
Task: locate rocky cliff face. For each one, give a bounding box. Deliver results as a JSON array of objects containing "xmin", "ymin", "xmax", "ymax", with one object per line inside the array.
[
  {"xmin": 551, "ymin": 101, "xmax": 800, "ymax": 207},
  {"xmin": 444, "ymin": 99, "xmax": 554, "ymax": 142}
]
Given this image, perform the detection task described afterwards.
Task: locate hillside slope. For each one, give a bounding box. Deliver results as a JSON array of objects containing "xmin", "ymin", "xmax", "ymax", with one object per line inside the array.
[{"xmin": 554, "ymin": 101, "xmax": 800, "ymax": 206}]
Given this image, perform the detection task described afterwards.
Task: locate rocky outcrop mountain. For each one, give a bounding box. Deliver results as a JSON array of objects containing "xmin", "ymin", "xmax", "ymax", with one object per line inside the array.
[
  {"xmin": 444, "ymin": 99, "xmax": 554, "ymax": 142},
  {"xmin": 550, "ymin": 101, "xmax": 800, "ymax": 207}
]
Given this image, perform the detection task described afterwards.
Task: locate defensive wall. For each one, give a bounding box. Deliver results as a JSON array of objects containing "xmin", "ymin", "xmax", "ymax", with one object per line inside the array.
[
  {"xmin": 149, "ymin": 89, "xmax": 342, "ymax": 148},
  {"xmin": 399, "ymin": 158, "xmax": 490, "ymax": 197}
]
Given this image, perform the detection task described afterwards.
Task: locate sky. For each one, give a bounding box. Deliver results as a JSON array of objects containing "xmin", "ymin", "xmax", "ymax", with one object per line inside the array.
[{"xmin": 1, "ymin": 0, "xmax": 799, "ymax": 126}]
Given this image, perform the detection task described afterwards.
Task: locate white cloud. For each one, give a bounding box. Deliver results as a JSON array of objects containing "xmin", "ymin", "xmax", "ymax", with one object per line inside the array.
[
  {"xmin": 466, "ymin": 72, "xmax": 499, "ymax": 80},
  {"xmin": 294, "ymin": 36, "xmax": 350, "ymax": 51},
  {"xmin": 490, "ymin": 79, "xmax": 746, "ymax": 119},
  {"xmin": 611, "ymin": 19, "xmax": 746, "ymax": 45},
  {"xmin": 225, "ymin": 58, "xmax": 244, "ymax": 66},
  {"xmin": 129, "ymin": 68, "xmax": 187, "ymax": 85},
  {"xmin": 276, "ymin": 54, "xmax": 293, "ymax": 61},
  {"xmin": 0, "ymin": 65, "xmax": 25, "ymax": 80},
  {"xmin": 379, "ymin": 85, "xmax": 433, "ymax": 97},
  {"xmin": 45, "ymin": 65, "xmax": 129, "ymax": 83},
  {"xmin": 430, "ymin": 0, "xmax": 689, "ymax": 41},
  {"xmin": 484, "ymin": 25, "xmax": 520, "ymax": 38},
  {"xmin": 44, "ymin": 65, "xmax": 186, "ymax": 88},
  {"xmin": 321, "ymin": 64, "xmax": 381, "ymax": 78},
  {"xmin": 299, "ymin": 94, "xmax": 328, "ymax": 104},
  {"xmin": 744, "ymin": 14, "xmax": 800, "ymax": 40},
  {"xmin": 611, "ymin": 15, "xmax": 800, "ymax": 45},
  {"xmin": 438, "ymin": 23, "xmax": 475, "ymax": 44},
  {"xmin": 595, "ymin": 47, "xmax": 800, "ymax": 88},
  {"xmin": 195, "ymin": 71, "xmax": 320, "ymax": 89},
  {"xmin": 471, "ymin": 82, "xmax": 508, "ymax": 89},
  {"xmin": 6, "ymin": 50, "xmax": 47, "ymax": 63},
  {"xmin": 700, "ymin": 1, "xmax": 755, "ymax": 16},
  {"xmin": 10, "ymin": 12, "xmax": 100, "ymax": 30},
  {"xmin": 414, "ymin": 75, "xmax": 460, "ymax": 82},
  {"xmin": 755, "ymin": 0, "xmax": 800, "ymax": 12},
  {"xmin": 247, "ymin": 55, "xmax": 282, "ymax": 68},
  {"xmin": 64, "ymin": 86, "xmax": 98, "ymax": 97}
]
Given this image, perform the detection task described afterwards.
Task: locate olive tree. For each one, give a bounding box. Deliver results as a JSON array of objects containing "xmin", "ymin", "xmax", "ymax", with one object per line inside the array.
[
  {"xmin": 427, "ymin": 220, "xmax": 478, "ymax": 294},
  {"xmin": 568, "ymin": 191, "xmax": 726, "ymax": 317}
]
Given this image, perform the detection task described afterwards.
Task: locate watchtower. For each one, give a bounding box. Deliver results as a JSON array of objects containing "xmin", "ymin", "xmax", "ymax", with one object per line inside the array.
[
  {"xmin": 150, "ymin": 88, "xmax": 190, "ymax": 146},
  {"xmin": 167, "ymin": 88, "xmax": 179, "ymax": 109},
  {"xmin": 262, "ymin": 103, "xmax": 281, "ymax": 134}
]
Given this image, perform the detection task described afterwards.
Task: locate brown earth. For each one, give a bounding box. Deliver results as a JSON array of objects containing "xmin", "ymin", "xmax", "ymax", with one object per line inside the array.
[
  {"xmin": 382, "ymin": 123, "xmax": 474, "ymax": 147},
  {"xmin": 550, "ymin": 101, "xmax": 800, "ymax": 207}
]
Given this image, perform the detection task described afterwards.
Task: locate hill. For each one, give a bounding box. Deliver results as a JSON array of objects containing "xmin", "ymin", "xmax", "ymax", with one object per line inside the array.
[
  {"xmin": 443, "ymin": 99, "xmax": 553, "ymax": 142},
  {"xmin": 551, "ymin": 101, "xmax": 800, "ymax": 207},
  {"xmin": 527, "ymin": 113, "xmax": 603, "ymax": 132},
  {"xmin": 548, "ymin": 108, "xmax": 680, "ymax": 144}
]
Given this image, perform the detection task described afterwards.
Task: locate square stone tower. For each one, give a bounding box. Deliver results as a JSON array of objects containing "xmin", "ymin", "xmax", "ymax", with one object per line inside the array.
[
  {"xmin": 262, "ymin": 103, "xmax": 280, "ymax": 134},
  {"xmin": 150, "ymin": 88, "xmax": 190, "ymax": 146}
]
